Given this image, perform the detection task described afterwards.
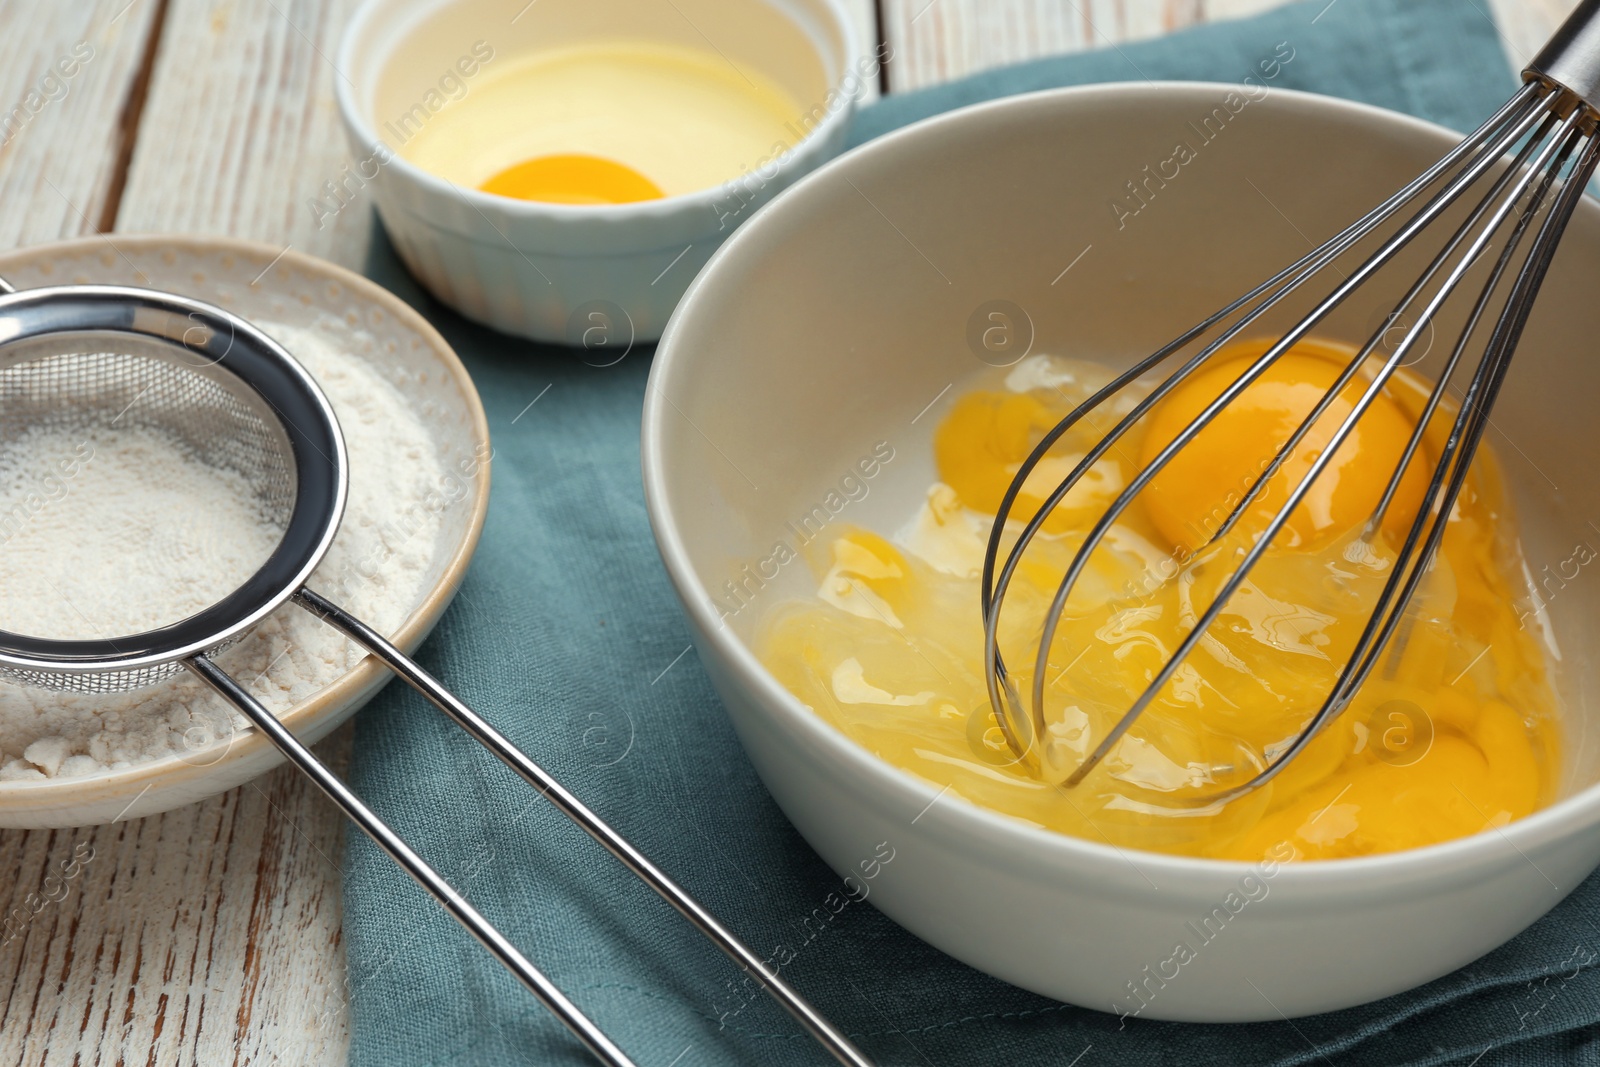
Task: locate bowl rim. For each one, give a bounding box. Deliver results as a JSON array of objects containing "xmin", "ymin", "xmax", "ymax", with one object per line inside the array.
[
  {"xmin": 643, "ymin": 78, "xmax": 1600, "ymax": 895},
  {"xmin": 0, "ymin": 232, "xmax": 492, "ymax": 812},
  {"xmin": 333, "ymin": 0, "xmax": 867, "ymax": 225}
]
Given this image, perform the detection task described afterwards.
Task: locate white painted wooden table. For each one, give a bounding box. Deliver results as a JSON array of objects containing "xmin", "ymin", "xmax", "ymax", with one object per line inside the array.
[{"xmin": 0, "ymin": 0, "xmax": 1572, "ymax": 1062}]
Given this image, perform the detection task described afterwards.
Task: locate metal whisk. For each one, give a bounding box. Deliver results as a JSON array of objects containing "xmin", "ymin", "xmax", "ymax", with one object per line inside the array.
[{"xmin": 982, "ymin": 0, "xmax": 1600, "ymax": 800}]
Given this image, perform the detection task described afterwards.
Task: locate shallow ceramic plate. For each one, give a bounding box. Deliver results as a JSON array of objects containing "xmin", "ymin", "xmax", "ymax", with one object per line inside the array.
[{"xmin": 0, "ymin": 234, "xmax": 490, "ymax": 829}]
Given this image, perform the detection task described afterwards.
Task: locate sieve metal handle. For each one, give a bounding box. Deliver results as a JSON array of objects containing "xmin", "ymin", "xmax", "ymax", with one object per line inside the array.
[
  {"xmin": 288, "ymin": 587, "xmax": 876, "ymax": 1067},
  {"xmin": 0, "ymin": 266, "xmax": 865, "ymax": 1064},
  {"xmin": 186, "ymin": 653, "xmax": 639, "ymax": 1067}
]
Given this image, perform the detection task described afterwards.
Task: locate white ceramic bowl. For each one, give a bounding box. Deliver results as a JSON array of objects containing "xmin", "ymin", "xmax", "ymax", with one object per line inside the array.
[
  {"xmin": 642, "ymin": 83, "xmax": 1600, "ymax": 1021},
  {"xmin": 335, "ymin": 0, "xmax": 866, "ymax": 344},
  {"xmin": 0, "ymin": 235, "xmax": 489, "ymax": 829}
]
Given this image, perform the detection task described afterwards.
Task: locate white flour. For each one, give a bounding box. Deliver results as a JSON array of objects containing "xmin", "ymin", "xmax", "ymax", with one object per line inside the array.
[
  {"xmin": 0, "ymin": 425, "xmax": 281, "ymax": 640},
  {"xmin": 0, "ymin": 321, "xmax": 455, "ymax": 780}
]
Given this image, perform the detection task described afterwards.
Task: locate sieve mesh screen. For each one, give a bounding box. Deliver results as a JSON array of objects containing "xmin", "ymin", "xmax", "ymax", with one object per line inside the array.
[{"xmin": 0, "ymin": 337, "xmax": 304, "ymax": 693}]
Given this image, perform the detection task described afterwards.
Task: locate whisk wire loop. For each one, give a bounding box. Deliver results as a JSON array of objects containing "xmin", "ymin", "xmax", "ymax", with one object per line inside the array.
[
  {"xmin": 1190, "ymin": 119, "xmax": 1600, "ymax": 799},
  {"xmin": 978, "ymin": 84, "xmax": 1548, "ymax": 764},
  {"xmin": 1024, "ymin": 97, "xmax": 1561, "ymax": 774},
  {"xmin": 1204, "ymin": 111, "xmax": 1565, "ymax": 552},
  {"xmin": 1293, "ymin": 129, "xmax": 1600, "ymax": 786},
  {"xmin": 984, "ymin": 65, "xmax": 1600, "ymax": 800}
]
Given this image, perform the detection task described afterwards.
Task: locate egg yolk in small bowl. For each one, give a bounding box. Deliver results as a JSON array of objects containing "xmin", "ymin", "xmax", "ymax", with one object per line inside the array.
[
  {"xmin": 758, "ymin": 339, "xmax": 1561, "ymax": 862},
  {"xmin": 480, "ymin": 154, "xmax": 665, "ymax": 206},
  {"xmin": 398, "ymin": 40, "xmax": 806, "ymax": 206}
]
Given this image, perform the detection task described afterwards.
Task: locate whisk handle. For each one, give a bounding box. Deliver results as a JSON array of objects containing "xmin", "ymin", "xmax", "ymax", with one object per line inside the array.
[{"xmin": 1527, "ymin": 0, "xmax": 1600, "ymax": 114}]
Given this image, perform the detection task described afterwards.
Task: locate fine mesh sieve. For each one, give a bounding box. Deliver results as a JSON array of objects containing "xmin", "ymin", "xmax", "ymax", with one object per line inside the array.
[
  {"xmin": 0, "ymin": 276, "xmax": 872, "ymax": 1067},
  {"xmin": 0, "ymin": 286, "xmax": 337, "ymax": 691}
]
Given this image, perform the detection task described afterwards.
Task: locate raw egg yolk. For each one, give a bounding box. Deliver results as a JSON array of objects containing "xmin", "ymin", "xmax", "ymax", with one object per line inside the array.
[
  {"xmin": 934, "ymin": 390, "xmax": 1128, "ymax": 535},
  {"xmin": 480, "ymin": 153, "xmax": 665, "ymax": 206},
  {"xmin": 755, "ymin": 352, "xmax": 1559, "ymax": 862},
  {"xmin": 1139, "ymin": 338, "xmax": 1430, "ymax": 555}
]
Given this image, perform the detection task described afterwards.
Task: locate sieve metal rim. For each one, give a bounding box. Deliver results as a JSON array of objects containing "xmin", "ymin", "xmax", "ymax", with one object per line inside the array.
[{"xmin": 0, "ymin": 283, "xmax": 348, "ymax": 678}]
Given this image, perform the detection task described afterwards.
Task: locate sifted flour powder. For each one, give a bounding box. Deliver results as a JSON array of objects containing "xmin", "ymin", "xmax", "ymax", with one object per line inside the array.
[
  {"xmin": 0, "ymin": 321, "xmax": 458, "ymax": 780},
  {"xmin": 0, "ymin": 424, "xmax": 282, "ymax": 640}
]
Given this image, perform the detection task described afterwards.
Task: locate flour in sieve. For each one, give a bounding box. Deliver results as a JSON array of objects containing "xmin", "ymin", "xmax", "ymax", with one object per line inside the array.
[
  {"xmin": 0, "ymin": 320, "xmax": 461, "ymax": 780},
  {"xmin": 0, "ymin": 424, "xmax": 282, "ymax": 640}
]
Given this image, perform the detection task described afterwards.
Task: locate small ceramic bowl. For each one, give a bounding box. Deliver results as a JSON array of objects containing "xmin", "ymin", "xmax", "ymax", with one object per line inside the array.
[
  {"xmin": 335, "ymin": 0, "xmax": 866, "ymax": 344},
  {"xmin": 643, "ymin": 83, "xmax": 1600, "ymax": 1020},
  {"xmin": 0, "ymin": 235, "xmax": 490, "ymax": 829}
]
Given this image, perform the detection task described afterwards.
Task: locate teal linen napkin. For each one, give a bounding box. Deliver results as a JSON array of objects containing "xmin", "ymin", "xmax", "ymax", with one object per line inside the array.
[{"xmin": 342, "ymin": 1, "xmax": 1600, "ymax": 1064}]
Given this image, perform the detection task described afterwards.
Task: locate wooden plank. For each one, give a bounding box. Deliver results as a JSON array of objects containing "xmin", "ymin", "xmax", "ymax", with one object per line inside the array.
[
  {"xmin": 879, "ymin": 0, "xmax": 1564, "ymax": 92},
  {"xmin": 114, "ymin": 0, "xmax": 373, "ymax": 269},
  {"xmin": 845, "ymin": 0, "xmax": 886, "ymax": 101},
  {"xmin": 0, "ymin": 2, "xmax": 362, "ymax": 1065},
  {"xmin": 0, "ymin": 739, "xmax": 353, "ymax": 1067},
  {"xmin": 879, "ymin": 0, "xmax": 1275, "ymax": 91},
  {"xmin": 0, "ymin": 0, "xmax": 164, "ymax": 247},
  {"xmin": 0, "ymin": 5, "xmax": 306, "ymax": 1067}
]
